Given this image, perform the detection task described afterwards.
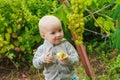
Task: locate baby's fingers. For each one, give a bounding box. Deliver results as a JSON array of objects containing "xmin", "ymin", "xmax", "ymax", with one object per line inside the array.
[
  {"xmin": 46, "ymin": 59, "xmax": 53, "ymax": 63},
  {"xmin": 45, "ymin": 53, "xmax": 53, "ymax": 63},
  {"xmin": 58, "ymin": 56, "xmax": 69, "ymax": 63}
]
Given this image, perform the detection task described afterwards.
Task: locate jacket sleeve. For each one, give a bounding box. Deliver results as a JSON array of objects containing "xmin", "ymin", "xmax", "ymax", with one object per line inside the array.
[
  {"xmin": 65, "ymin": 41, "xmax": 79, "ymax": 65},
  {"xmin": 32, "ymin": 45, "xmax": 46, "ymax": 69}
]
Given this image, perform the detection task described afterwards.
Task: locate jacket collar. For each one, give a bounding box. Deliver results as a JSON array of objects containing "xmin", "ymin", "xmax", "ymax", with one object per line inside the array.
[
  {"xmin": 43, "ymin": 38, "xmax": 66, "ymax": 48},
  {"xmin": 43, "ymin": 40, "xmax": 54, "ymax": 48}
]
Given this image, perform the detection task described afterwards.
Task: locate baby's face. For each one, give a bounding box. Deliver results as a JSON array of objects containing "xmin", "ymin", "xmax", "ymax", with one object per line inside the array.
[{"xmin": 43, "ymin": 23, "xmax": 64, "ymax": 45}]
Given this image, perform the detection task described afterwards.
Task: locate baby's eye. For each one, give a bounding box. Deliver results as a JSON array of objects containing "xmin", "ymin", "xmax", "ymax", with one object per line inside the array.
[
  {"xmin": 51, "ymin": 32, "xmax": 55, "ymax": 34},
  {"xmin": 59, "ymin": 29, "xmax": 62, "ymax": 32}
]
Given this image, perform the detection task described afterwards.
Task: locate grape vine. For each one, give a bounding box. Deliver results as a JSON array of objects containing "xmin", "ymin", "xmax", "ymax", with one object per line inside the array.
[{"xmin": 67, "ymin": 0, "xmax": 86, "ymax": 45}]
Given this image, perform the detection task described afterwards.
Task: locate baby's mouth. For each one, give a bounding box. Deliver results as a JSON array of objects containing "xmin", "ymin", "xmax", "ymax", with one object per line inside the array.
[{"xmin": 56, "ymin": 37, "xmax": 62, "ymax": 41}]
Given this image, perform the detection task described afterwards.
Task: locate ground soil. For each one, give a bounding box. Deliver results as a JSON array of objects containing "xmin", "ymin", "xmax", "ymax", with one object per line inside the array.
[{"xmin": 0, "ymin": 53, "xmax": 109, "ymax": 80}]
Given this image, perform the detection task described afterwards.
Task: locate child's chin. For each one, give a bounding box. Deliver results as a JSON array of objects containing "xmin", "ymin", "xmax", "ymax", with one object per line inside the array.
[{"xmin": 54, "ymin": 42, "xmax": 61, "ymax": 45}]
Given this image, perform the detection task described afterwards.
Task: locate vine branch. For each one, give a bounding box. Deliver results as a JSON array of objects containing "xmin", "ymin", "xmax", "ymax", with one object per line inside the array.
[
  {"xmin": 85, "ymin": 3, "xmax": 115, "ymax": 18},
  {"xmin": 86, "ymin": 8, "xmax": 109, "ymax": 35}
]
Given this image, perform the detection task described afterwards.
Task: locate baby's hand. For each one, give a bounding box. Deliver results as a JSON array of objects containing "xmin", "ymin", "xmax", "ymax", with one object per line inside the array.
[
  {"xmin": 58, "ymin": 56, "xmax": 69, "ymax": 63},
  {"xmin": 44, "ymin": 53, "xmax": 53, "ymax": 64}
]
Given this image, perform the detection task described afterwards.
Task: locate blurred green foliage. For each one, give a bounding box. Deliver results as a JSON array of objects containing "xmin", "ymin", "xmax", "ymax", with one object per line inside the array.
[{"xmin": 0, "ymin": 0, "xmax": 59, "ymax": 68}]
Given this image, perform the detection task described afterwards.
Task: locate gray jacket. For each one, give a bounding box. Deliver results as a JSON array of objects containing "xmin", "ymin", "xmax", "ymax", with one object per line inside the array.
[{"xmin": 33, "ymin": 39, "xmax": 79, "ymax": 80}]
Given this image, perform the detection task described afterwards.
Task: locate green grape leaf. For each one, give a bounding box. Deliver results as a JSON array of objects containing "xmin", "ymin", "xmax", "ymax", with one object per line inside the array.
[{"xmin": 53, "ymin": 4, "xmax": 69, "ymax": 28}]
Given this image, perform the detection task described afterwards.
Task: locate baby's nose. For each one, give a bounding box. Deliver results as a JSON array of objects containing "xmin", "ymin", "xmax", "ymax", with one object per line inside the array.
[{"xmin": 56, "ymin": 32, "xmax": 61, "ymax": 36}]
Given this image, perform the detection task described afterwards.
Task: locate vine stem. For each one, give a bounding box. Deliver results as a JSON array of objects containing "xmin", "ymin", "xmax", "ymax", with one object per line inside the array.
[
  {"xmin": 85, "ymin": 3, "xmax": 114, "ymax": 18},
  {"xmin": 96, "ymin": 13, "xmax": 113, "ymax": 21},
  {"xmin": 86, "ymin": 8, "xmax": 109, "ymax": 35}
]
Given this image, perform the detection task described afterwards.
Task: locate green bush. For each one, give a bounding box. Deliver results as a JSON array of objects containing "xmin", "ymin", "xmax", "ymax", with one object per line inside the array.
[{"xmin": 0, "ymin": 0, "xmax": 59, "ymax": 69}]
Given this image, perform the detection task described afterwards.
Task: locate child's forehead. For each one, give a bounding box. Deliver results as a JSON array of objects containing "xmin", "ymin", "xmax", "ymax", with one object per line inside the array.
[
  {"xmin": 40, "ymin": 16, "xmax": 61, "ymax": 28},
  {"xmin": 43, "ymin": 23, "xmax": 62, "ymax": 33},
  {"xmin": 40, "ymin": 16, "xmax": 60, "ymax": 24},
  {"xmin": 45, "ymin": 22, "xmax": 62, "ymax": 30}
]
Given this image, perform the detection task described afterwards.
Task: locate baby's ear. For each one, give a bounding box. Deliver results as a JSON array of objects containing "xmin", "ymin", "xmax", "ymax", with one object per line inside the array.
[{"xmin": 40, "ymin": 32, "xmax": 45, "ymax": 39}]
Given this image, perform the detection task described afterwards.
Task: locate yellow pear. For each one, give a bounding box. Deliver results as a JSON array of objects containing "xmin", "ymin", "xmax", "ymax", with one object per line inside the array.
[{"xmin": 56, "ymin": 51, "xmax": 68, "ymax": 60}]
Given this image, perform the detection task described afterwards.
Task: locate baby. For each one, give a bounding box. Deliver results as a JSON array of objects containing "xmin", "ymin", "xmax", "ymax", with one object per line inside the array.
[{"xmin": 33, "ymin": 15, "xmax": 79, "ymax": 80}]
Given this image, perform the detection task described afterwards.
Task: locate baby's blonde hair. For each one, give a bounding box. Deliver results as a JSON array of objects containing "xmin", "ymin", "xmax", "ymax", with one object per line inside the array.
[{"xmin": 38, "ymin": 15, "xmax": 61, "ymax": 36}]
